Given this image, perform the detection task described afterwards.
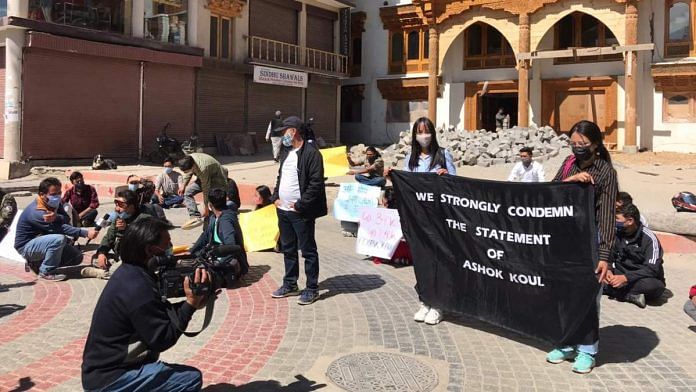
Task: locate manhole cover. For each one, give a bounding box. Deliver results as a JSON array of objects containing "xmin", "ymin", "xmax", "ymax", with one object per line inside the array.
[{"xmin": 326, "ymin": 352, "xmax": 438, "ymax": 392}]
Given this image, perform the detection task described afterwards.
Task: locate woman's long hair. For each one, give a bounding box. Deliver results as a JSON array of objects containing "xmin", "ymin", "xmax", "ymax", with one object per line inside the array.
[
  {"xmin": 255, "ymin": 185, "xmax": 273, "ymax": 208},
  {"xmin": 569, "ymin": 120, "xmax": 612, "ymax": 165},
  {"xmin": 408, "ymin": 117, "xmax": 444, "ymax": 171}
]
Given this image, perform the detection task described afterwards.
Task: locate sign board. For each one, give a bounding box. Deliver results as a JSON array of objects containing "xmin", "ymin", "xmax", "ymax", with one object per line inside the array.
[
  {"xmin": 238, "ymin": 204, "xmax": 280, "ymax": 252},
  {"xmin": 333, "ymin": 183, "xmax": 381, "ymax": 223},
  {"xmin": 339, "ymin": 8, "xmax": 351, "ymax": 57},
  {"xmin": 356, "ymin": 207, "xmax": 403, "ymax": 259},
  {"xmin": 253, "ymin": 65, "xmax": 308, "ymax": 88},
  {"xmin": 0, "ymin": 210, "xmax": 27, "ymax": 263},
  {"xmin": 321, "ymin": 146, "xmax": 349, "ymax": 178}
]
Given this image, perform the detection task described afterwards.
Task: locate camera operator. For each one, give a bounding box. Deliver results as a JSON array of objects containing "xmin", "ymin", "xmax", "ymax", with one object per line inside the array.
[
  {"xmin": 190, "ymin": 188, "xmax": 248, "ymax": 277},
  {"xmin": 82, "ymin": 217, "xmax": 209, "ymax": 392}
]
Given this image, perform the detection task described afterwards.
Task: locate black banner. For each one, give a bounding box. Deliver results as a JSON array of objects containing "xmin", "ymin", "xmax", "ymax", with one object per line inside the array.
[
  {"xmin": 391, "ymin": 171, "xmax": 600, "ymax": 346},
  {"xmin": 339, "ymin": 8, "xmax": 351, "ymax": 57}
]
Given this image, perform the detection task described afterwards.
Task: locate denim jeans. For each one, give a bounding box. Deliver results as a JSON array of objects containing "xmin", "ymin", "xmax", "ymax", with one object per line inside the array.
[
  {"xmin": 277, "ymin": 209, "xmax": 319, "ymax": 291},
  {"xmin": 152, "ymin": 194, "xmax": 185, "ymax": 209},
  {"xmin": 355, "ymin": 174, "xmax": 386, "ymax": 188},
  {"xmin": 684, "ymin": 299, "xmax": 696, "ymax": 322},
  {"xmin": 184, "ymin": 181, "xmax": 202, "ymax": 217},
  {"xmin": 95, "ymin": 361, "xmax": 201, "ymax": 392},
  {"xmin": 20, "ymin": 234, "xmax": 83, "ymax": 275}
]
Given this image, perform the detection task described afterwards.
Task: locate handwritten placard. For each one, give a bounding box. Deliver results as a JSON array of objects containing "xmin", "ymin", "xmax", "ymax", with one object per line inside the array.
[
  {"xmin": 356, "ymin": 207, "xmax": 403, "ymax": 259},
  {"xmin": 238, "ymin": 204, "xmax": 280, "ymax": 252},
  {"xmin": 333, "ymin": 183, "xmax": 381, "ymax": 222}
]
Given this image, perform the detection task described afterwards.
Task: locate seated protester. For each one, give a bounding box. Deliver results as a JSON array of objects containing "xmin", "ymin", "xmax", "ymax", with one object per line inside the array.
[
  {"xmin": 82, "ymin": 218, "xmax": 208, "ymax": 392},
  {"xmin": 227, "ymin": 176, "xmax": 241, "ymax": 212},
  {"xmin": 153, "ymin": 158, "xmax": 185, "ymax": 209},
  {"xmin": 254, "ymin": 185, "xmax": 273, "ymax": 210},
  {"xmin": 14, "ymin": 177, "xmax": 98, "ymax": 281},
  {"xmin": 347, "ymin": 146, "xmax": 386, "ymax": 188},
  {"xmin": 605, "ymin": 204, "xmax": 665, "ymax": 308},
  {"xmin": 62, "ymin": 171, "xmax": 99, "ymax": 227},
  {"xmin": 95, "ymin": 190, "xmax": 157, "ymax": 270},
  {"xmin": 189, "ymin": 189, "xmax": 249, "ymax": 277},
  {"xmin": 616, "ymin": 191, "xmax": 648, "ymax": 227},
  {"xmin": 126, "ymin": 174, "xmax": 141, "ymax": 193},
  {"xmin": 685, "ymin": 285, "xmax": 696, "ymax": 323}
]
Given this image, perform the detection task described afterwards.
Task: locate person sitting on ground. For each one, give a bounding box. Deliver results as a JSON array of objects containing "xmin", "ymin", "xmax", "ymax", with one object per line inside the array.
[
  {"xmin": 347, "ymin": 146, "xmax": 386, "ymax": 188},
  {"xmin": 254, "ymin": 185, "xmax": 273, "ymax": 210},
  {"xmin": 227, "ymin": 176, "xmax": 241, "ymax": 212},
  {"xmin": 189, "ymin": 188, "xmax": 248, "ymax": 277},
  {"xmin": 61, "ymin": 171, "xmax": 99, "ymax": 227},
  {"xmin": 14, "ymin": 177, "xmax": 98, "ymax": 282},
  {"xmin": 507, "ymin": 147, "xmax": 545, "ymax": 183},
  {"xmin": 94, "ymin": 190, "xmax": 157, "ymax": 270},
  {"xmin": 604, "ymin": 203, "xmax": 665, "ymax": 308},
  {"xmin": 153, "ymin": 158, "xmax": 184, "ymax": 209},
  {"xmin": 616, "ymin": 191, "xmax": 649, "ymax": 227},
  {"xmin": 81, "ymin": 218, "xmax": 209, "ymax": 392},
  {"xmin": 684, "ymin": 285, "xmax": 696, "ymax": 323},
  {"xmin": 178, "ymin": 153, "xmax": 228, "ymax": 221}
]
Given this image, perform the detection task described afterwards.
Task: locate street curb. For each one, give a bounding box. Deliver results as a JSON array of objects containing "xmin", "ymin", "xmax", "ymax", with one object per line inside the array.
[{"xmin": 655, "ymin": 232, "xmax": 696, "ymax": 254}]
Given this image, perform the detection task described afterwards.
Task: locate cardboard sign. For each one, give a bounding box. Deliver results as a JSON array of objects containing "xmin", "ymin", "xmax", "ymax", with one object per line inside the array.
[
  {"xmin": 238, "ymin": 204, "xmax": 280, "ymax": 252},
  {"xmin": 0, "ymin": 209, "xmax": 27, "ymax": 263},
  {"xmin": 253, "ymin": 65, "xmax": 308, "ymax": 88},
  {"xmin": 356, "ymin": 207, "xmax": 403, "ymax": 259},
  {"xmin": 321, "ymin": 146, "xmax": 349, "ymax": 178},
  {"xmin": 333, "ymin": 183, "xmax": 381, "ymax": 223}
]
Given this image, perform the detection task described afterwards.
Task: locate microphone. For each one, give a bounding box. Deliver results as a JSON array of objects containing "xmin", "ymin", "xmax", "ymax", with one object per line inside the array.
[
  {"xmin": 212, "ymin": 244, "xmax": 242, "ymax": 258},
  {"xmin": 86, "ymin": 212, "xmax": 117, "ymax": 246}
]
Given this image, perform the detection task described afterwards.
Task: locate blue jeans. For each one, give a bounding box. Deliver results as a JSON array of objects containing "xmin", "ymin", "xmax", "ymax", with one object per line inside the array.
[
  {"xmin": 96, "ymin": 361, "xmax": 201, "ymax": 392},
  {"xmin": 152, "ymin": 194, "xmax": 184, "ymax": 209},
  {"xmin": 277, "ymin": 209, "xmax": 319, "ymax": 291},
  {"xmin": 355, "ymin": 174, "xmax": 386, "ymax": 188},
  {"xmin": 20, "ymin": 234, "xmax": 83, "ymax": 275}
]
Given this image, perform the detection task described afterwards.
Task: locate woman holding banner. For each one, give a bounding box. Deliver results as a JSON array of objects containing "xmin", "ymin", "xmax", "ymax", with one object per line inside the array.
[
  {"xmin": 402, "ymin": 117, "xmax": 456, "ymax": 326},
  {"xmin": 546, "ymin": 120, "xmax": 617, "ymax": 374}
]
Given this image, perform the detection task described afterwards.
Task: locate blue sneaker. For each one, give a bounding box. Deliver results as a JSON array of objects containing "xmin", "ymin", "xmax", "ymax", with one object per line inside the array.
[
  {"xmin": 572, "ymin": 352, "xmax": 596, "ymax": 374},
  {"xmin": 546, "ymin": 347, "xmax": 577, "ymax": 364},
  {"xmin": 271, "ymin": 285, "xmax": 300, "ymax": 298},
  {"xmin": 297, "ymin": 290, "xmax": 321, "ymax": 305}
]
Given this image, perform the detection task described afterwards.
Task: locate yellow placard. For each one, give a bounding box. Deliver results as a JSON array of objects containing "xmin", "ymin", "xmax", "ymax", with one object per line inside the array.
[
  {"xmin": 321, "ymin": 146, "xmax": 349, "ymax": 178},
  {"xmin": 238, "ymin": 204, "xmax": 280, "ymax": 252}
]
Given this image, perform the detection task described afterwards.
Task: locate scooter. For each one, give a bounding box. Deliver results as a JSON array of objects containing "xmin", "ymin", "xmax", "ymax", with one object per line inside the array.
[{"xmin": 148, "ymin": 124, "xmax": 199, "ymax": 164}]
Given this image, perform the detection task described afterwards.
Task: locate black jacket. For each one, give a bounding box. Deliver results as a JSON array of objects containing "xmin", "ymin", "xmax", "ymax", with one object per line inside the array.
[
  {"xmin": 190, "ymin": 208, "xmax": 249, "ymax": 275},
  {"xmin": 272, "ymin": 141, "xmax": 327, "ymax": 220},
  {"xmin": 611, "ymin": 224, "xmax": 665, "ymax": 283}
]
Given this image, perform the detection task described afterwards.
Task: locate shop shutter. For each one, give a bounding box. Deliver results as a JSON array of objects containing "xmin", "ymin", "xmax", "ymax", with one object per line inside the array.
[
  {"xmin": 0, "ymin": 49, "xmax": 5, "ymax": 159},
  {"xmin": 306, "ymin": 81, "xmax": 337, "ymax": 143},
  {"xmin": 247, "ymin": 81, "xmax": 302, "ymax": 144},
  {"xmin": 249, "ymin": 0, "xmax": 300, "ymax": 44},
  {"xmin": 196, "ymin": 68, "xmax": 246, "ymax": 146},
  {"xmin": 22, "ymin": 48, "xmax": 140, "ymax": 159},
  {"xmin": 307, "ymin": 6, "xmax": 336, "ymax": 53},
  {"xmin": 142, "ymin": 63, "xmax": 196, "ymax": 154}
]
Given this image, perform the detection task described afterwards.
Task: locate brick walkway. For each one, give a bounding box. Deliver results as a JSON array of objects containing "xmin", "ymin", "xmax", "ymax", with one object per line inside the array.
[{"xmin": 1, "ymin": 205, "xmax": 695, "ymax": 391}]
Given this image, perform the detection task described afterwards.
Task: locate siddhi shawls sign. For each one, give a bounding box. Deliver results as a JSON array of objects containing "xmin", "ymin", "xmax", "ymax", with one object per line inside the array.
[{"xmin": 391, "ymin": 171, "xmax": 600, "ymax": 346}]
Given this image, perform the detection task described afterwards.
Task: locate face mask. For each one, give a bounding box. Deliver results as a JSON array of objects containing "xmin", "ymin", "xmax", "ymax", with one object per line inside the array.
[
  {"xmin": 75, "ymin": 183, "xmax": 85, "ymax": 191},
  {"xmin": 46, "ymin": 195, "xmax": 61, "ymax": 209},
  {"xmin": 152, "ymin": 245, "xmax": 173, "ymax": 257},
  {"xmin": 118, "ymin": 211, "xmax": 131, "ymax": 220},
  {"xmin": 521, "ymin": 158, "xmax": 532, "ymax": 166},
  {"xmin": 572, "ymin": 146, "xmax": 594, "ymax": 162},
  {"xmin": 282, "ymin": 133, "xmax": 293, "ymax": 147},
  {"xmin": 416, "ymin": 134, "xmax": 432, "ymax": 148},
  {"xmin": 128, "ymin": 184, "xmax": 138, "ymax": 192},
  {"xmin": 367, "ymin": 155, "xmax": 376, "ymax": 164},
  {"xmin": 164, "ymin": 167, "xmax": 173, "ymax": 174},
  {"xmin": 615, "ymin": 221, "xmax": 626, "ymax": 236}
]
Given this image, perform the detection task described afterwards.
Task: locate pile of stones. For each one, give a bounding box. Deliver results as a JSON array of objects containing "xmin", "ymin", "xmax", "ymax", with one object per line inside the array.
[{"xmin": 375, "ymin": 125, "xmax": 570, "ymax": 168}]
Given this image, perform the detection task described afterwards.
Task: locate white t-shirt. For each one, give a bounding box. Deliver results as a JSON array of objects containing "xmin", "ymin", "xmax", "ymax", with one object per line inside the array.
[
  {"xmin": 278, "ymin": 148, "xmax": 301, "ymax": 211},
  {"xmin": 508, "ymin": 161, "xmax": 545, "ymax": 183}
]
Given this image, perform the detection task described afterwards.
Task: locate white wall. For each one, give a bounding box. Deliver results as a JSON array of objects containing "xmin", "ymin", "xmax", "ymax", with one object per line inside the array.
[{"xmin": 652, "ymin": 92, "xmax": 696, "ymax": 152}]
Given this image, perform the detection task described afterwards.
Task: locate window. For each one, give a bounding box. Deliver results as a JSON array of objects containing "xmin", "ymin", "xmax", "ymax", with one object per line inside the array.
[
  {"xmin": 350, "ymin": 37, "xmax": 363, "ymax": 77},
  {"xmin": 144, "ymin": 0, "xmax": 188, "ymax": 45},
  {"xmin": 0, "ymin": 1, "xmax": 6, "ymax": 17},
  {"xmin": 209, "ymin": 14, "xmax": 233, "ymax": 60},
  {"xmin": 28, "ymin": 0, "xmax": 130, "ymax": 34},
  {"xmin": 663, "ymin": 93, "xmax": 696, "ymax": 122},
  {"xmin": 463, "ymin": 23, "xmax": 515, "ymax": 69},
  {"xmin": 389, "ymin": 29, "xmax": 429, "ymax": 74},
  {"xmin": 554, "ymin": 13, "xmax": 621, "ymax": 64},
  {"xmin": 666, "ymin": 1, "xmax": 692, "ymax": 57},
  {"xmin": 341, "ymin": 86, "xmax": 364, "ymax": 123},
  {"xmin": 386, "ymin": 100, "xmax": 428, "ymax": 123}
]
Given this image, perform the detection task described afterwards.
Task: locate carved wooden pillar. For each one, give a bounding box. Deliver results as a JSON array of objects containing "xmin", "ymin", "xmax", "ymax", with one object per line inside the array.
[
  {"xmin": 624, "ymin": 0, "xmax": 639, "ymax": 152},
  {"xmin": 428, "ymin": 24, "xmax": 439, "ymax": 122},
  {"xmin": 518, "ymin": 12, "xmax": 531, "ymax": 127}
]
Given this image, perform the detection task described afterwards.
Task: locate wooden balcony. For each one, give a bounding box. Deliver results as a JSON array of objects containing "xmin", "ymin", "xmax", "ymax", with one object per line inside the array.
[{"xmin": 248, "ymin": 36, "xmax": 348, "ymax": 78}]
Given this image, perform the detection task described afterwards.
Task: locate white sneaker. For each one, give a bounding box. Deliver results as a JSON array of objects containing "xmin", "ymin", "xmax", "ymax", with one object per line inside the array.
[
  {"xmin": 424, "ymin": 308, "xmax": 443, "ymax": 325},
  {"xmin": 413, "ymin": 303, "xmax": 430, "ymax": 322}
]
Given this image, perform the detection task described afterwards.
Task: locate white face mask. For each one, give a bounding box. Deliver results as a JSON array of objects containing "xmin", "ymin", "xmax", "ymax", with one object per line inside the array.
[{"xmin": 416, "ymin": 134, "xmax": 432, "ymax": 148}]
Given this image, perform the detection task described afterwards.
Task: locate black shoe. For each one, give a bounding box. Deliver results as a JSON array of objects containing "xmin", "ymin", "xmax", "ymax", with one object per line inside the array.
[
  {"xmin": 25, "ymin": 261, "xmax": 40, "ymax": 275},
  {"xmin": 297, "ymin": 289, "xmax": 321, "ymax": 305},
  {"xmin": 625, "ymin": 293, "xmax": 646, "ymax": 309}
]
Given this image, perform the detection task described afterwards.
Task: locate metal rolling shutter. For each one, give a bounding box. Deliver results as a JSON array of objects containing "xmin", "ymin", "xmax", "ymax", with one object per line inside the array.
[
  {"xmin": 0, "ymin": 49, "xmax": 5, "ymax": 158},
  {"xmin": 196, "ymin": 68, "xmax": 246, "ymax": 146},
  {"xmin": 307, "ymin": 6, "xmax": 336, "ymax": 53},
  {"xmin": 249, "ymin": 0, "xmax": 300, "ymax": 44},
  {"xmin": 306, "ymin": 82, "xmax": 337, "ymax": 143},
  {"xmin": 247, "ymin": 81, "xmax": 302, "ymax": 144},
  {"xmin": 21, "ymin": 48, "xmax": 140, "ymax": 159}
]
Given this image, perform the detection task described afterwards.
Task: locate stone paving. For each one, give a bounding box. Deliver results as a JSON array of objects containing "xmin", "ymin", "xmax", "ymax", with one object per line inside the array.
[{"xmin": 1, "ymin": 199, "xmax": 695, "ymax": 391}]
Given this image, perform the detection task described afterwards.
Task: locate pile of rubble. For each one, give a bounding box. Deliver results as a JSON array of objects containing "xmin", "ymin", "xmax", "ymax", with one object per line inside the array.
[{"xmin": 374, "ymin": 125, "xmax": 570, "ymax": 168}]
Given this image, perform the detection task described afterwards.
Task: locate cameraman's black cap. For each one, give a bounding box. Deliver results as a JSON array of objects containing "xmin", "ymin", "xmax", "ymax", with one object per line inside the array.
[{"xmin": 273, "ymin": 116, "xmax": 304, "ymax": 135}]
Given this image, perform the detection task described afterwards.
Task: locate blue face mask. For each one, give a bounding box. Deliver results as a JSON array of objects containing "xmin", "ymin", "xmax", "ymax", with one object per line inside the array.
[
  {"xmin": 128, "ymin": 184, "xmax": 138, "ymax": 192},
  {"xmin": 282, "ymin": 133, "xmax": 293, "ymax": 147},
  {"xmin": 47, "ymin": 195, "xmax": 62, "ymax": 209},
  {"xmin": 164, "ymin": 167, "xmax": 173, "ymax": 174},
  {"xmin": 118, "ymin": 211, "xmax": 131, "ymax": 220}
]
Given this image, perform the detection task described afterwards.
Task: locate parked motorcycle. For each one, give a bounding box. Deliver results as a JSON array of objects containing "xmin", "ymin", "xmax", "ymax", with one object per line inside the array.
[{"xmin": 148, "ymin": 123, "xmax": 199, "ymax": 164}]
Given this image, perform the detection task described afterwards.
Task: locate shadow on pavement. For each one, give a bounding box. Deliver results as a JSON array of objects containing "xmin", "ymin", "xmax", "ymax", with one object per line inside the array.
[
  {"xmin": 598, "ymin": 325, "xmax": 659, "ymax": 366},
  {"xmin": 689, "ymin": 326, "xmax": 696, "ymax": 333},
  {"xmin": 236, "ymin": 265, "xmax": 271, "ymax": 287},
  {"xmin": 317, "ymin": 274, "xmax": 386, "ymax": 301},
  {"xmin": 8, "ymin": 376, "xmax": 34, "ymax": 392},
  {"xmin": 647, "ymin": 288, "xmax": 674, "ymax": 307},
  {"xmin": 445, "ymin": 313, "xmax": 548, "ymax": 352},
  {"xmin": 0, "ymin": 281, "xmax": 36, "ymax": 292},
  {"xmin": 0, "ymin": 304, "xmax": 26, "ymax": 319},
  {"xmin": 204, "ymin": 375, "xmax": 326, "ymax": 391}
]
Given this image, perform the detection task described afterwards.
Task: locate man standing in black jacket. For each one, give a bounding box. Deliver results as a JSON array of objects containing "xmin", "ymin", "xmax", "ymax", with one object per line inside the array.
[
  {"xmin": 270, "ymin": 116, "xmax": 327, "ymax": 305},
  {"xmin": 82, "ymin": 218, "xmax": 210, "ymax": 391},
  {"xmin": 605, "ymin": 204, "xmax": 666, "ymax": 308}
]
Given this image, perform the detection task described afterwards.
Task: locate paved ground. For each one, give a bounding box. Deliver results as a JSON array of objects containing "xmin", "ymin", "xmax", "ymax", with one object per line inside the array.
[{"xmin": 1, "ymin": 192, "xmax": 696, "ymax": 392}]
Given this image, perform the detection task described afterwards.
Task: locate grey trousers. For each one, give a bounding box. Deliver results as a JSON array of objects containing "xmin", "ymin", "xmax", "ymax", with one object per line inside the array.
[
  {"xmin": 271, "ymin": 137, "xmax": 282, "ymax": 160},
  {"xmin": 685, "ymin": 299, "xmax": 696, "ymax": 322},
  {"xmin": 184, "ymin": 181, "xmax": 202, "ymax": 218}
]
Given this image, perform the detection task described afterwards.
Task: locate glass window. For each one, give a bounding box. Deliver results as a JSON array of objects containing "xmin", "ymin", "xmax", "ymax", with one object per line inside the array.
[
  {"xmin": 557, "ymin": 15, "xmax": 574, "ymax": 49},
  {"xmin": 407, "ymin": 31, "xmax": 420, "ymax": 60},
  {"xmin": 487, "ymin": 28, "xmax": 503, "ymax": 55},
  {"xmin": 28, "ymin": 0, "xmax": 129, "ymax": 34},
  {"xmin": 669, "ymin": 2, "xmax": 691, "ymax": 41},
  {"xmin": 210, "ymin": 16, "xmax": 219, "ymax": 58},
  {"xmin": 391, "ymin": 33, "xmax": 404, "ymax": 62},
  {"xmin": 467, "ymin": 24, "xmax": 483, "ymax": 56},
  {"xmin": 386, "ymin": 101, "xmax": 410, "ymax": 123},
  {"xmin": 221, "ymin": 18, "xmax": 231, "ymax": 59},
  {"xmin": 665, "ymin": 94, "xmax": 692, "ymax": 121},
  {"xmin": 581, "ymin": 15, "xmax": 600, "ymax": 47},
  {"xmin": 605, "ymin": 28, "xmax": 619, "ymax": 46},
  {"xmin": 144, "ymin": 0, "xmax": 188, "ymax": 45},
  {"xmin": 0, "ymin": 0, "xmax": 6, "ymax": 17},
  {"xmin": 353, "ymin": 38, "xmax": 362, "ymax": 65},
  {"xmin": 423, "ymin": 31, "xmax": 429, "ymax": 59}
]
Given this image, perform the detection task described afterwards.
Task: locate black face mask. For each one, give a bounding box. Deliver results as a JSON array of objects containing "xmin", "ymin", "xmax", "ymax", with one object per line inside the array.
[
  {"xmin": 572, "ymin": 146, "xmax": 594, "ymax": 162},
  {"xmin": 367, "ymin": 155, "xmax": 376, "ymax": 164}
]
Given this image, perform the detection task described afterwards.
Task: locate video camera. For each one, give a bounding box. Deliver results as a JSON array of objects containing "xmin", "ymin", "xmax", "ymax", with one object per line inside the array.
[{"xmin": 148, "ymin": 244, "xmax": 243, "ymax": 302}]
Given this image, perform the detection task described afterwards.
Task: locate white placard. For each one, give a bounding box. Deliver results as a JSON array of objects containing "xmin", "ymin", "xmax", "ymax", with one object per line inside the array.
[
  {"xmin": 253, "ymin": 65, "xmax": 308, "ymax": 88},
  {"xmin": 333, "ymin": 183, "xmax": 381, "ymax": 223},
  {"xmin": 0, "ymin": 210, "xmax": 27, "ymax": 263},
  {"xmin": 356, "ymin": 207, "xmax": 403, "ymax": 259}
]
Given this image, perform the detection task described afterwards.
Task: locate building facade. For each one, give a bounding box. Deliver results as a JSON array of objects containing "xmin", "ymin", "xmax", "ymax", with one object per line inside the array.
[
  {"xmin": 0, "ymin": 0, "xmax": 351, "ymax": 178},
  {"xmin": 342, "ymin": 0, "xmax": 696, "ymax": 154}
]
